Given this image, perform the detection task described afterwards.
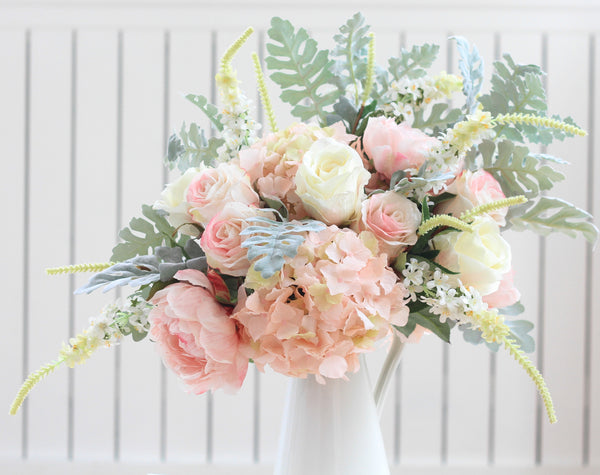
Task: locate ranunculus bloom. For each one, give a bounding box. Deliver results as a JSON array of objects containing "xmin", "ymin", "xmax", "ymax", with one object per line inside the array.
[
  {"xmin": 200, "ymin": 203, "xmax": 271, "ymax": 277},
  {"xmin": 186, "ymin": 162, "xmax": 259, "ymax": 226},
  {"xmin": 233, "ymin": 226, "xmax": 410, "ymax": 382},
  {"xmin": 432, "ymin": 217, "xmax": 511, "ymax": 296},
  {"xmin": 149, "ymin": 269, "xmax": 248, "ymax": 394},
  {"xmin": 362, "ymin": 116, "xmax": 439, "ymax": 180},
  {"xmin": 483, "ymin": 270, "xmax": 520, "ymax": 309},
  {"xmin": 436, "ymin": 169, "xmax": 508, "ymax": 226},
  {"xmin": 294, "ymin": 138, "xmax": 370, "ymax": 225},
  {"xmin": 353, "ymin": 191, "xmax": 421, "ymax": 260}
]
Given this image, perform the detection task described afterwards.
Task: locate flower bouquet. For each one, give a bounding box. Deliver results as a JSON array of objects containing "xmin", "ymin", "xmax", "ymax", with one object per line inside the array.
[{"xmin": 10, "ymin": 12, "xmax": 597, "ymax": 469}]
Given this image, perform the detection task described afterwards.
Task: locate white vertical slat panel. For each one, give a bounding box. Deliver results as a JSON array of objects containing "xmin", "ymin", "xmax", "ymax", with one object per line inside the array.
[
  {"xmin": 542, "ymin": 33, "xmax": 589, "ymax": 465},
  {"xmin": 71, "ymin": 29, "xmax": 119, "ymax": 461},
  {"xmin": 590, "ymin": 33, "xmax": 600, "ymax": 468},
  {"xmin": 27, "ymin": 29, "xmax": 72, "ymax": 460},
  {"xmin": 119, "ymin": 29, "xmax": 165, "ymax": 462},
  {"xmin": 163, "ymin": 29, "xmax": 213, "ymax": 463},
  {"xmin": 398, "ymin": 31, "xmax": 448, "ymax": 467},
  {"xmin": 492, "ymin": 33, "xmax": 542, "ymax": 466},
  {"xmin": 0, "ymin": 28, "xmax": 26, "ymax": 459},
  {"xmin": 210, "ymin": 29, "xmax": 257, "ymax": 465},
  {"xmin": 444, "ymin": 32, "xmax": 496, "ymax": 467}
]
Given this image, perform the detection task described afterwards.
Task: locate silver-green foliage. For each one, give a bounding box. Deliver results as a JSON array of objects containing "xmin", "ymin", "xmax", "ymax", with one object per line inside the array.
[
  {"xmin": 241, "ymin": 217, "xmax": 326, "ymax": 278},
  {"xmin": 478, "ymin": 140, "xmax": 565, "ymax": 198},
  {"xmin": 266, "ymin": 17, "xmax": 340, "ymax": 123},
  {"xmin": 452, "ymin": 36, "xmax": 484, "ymax": 114},
  {"xmin": 478, "ymin": 54, "xmax": 578, "ymax": 145},
  {"xmin": 510, "ymin": 196, "xmax": 598, "ymax": 243},
  {"xmin": 412, "ymin": 103, "xmax": 462, "ymax": 134},
  {"xmin": 388, "ymin": 44, "xmax": 439, "ymax": 81},
  {"xmin": 75, "ymin": 256, "xmax": 161, "ymax": 294},
  {"xmin": 461, "ymin": 319, "xmax": 535, "ymax": 353},
  {"xmin": 184, "ymin": 94, "xmax": 223, "ymax": 132},
  {"xmin": 166, "ymin": 122, "xmax": 224, "ymax": 173},
  {"xmin": 111, "ymin": 205, "xmax": 189, "ymax": 262}
]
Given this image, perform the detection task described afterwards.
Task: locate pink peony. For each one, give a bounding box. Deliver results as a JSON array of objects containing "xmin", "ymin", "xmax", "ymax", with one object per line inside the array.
[
  {"xmin": 149, "ymin": 269, "xmax": 248, "ymax": 394},
  {"xmin": 483, "ymin": 270, "xmax": 520, "ymax": 309},
  {"xmin": 185, "ymin": 162, "xmax": 259, "ymax": 226},
  {"xmin": 200, "ymin": 203, "xmax": 272, "ymax": 277},
  {"xmin": 353, "ymin": 191, "xmax": 421, "ymax": 260},
  {"xmin": 362, "ymin": 116, "xmax": 439, "ymax": 180},
  {"xmin": 436, "ymin": 169, "xmax": 507, "ymax": 226},
  {"xmin": 232, "ymin": 226, "xmax": 410, "ymax": 382}
]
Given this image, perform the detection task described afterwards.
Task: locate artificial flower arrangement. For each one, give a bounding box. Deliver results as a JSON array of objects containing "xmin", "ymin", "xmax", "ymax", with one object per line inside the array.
[{"xmin": 10, "ymin": 14, "xmax": 598, "ymax": 428}]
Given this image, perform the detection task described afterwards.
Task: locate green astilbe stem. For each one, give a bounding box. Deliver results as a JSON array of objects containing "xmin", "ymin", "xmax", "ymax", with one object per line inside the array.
[
  {"xmin": 360, "ymin": 33, "xmax": 376, "ymax": 105},
  {"xmin": 492, "ymin": 113, "xmax": 586, "ymax": 137},
  {"xmin": 220, "ymin": 27, "xmax": 254, "ymax": 75},
  {"xmin": 502, "ymin": 336, "xmax": 557, "ymax": 424},
  {"xmin": 252, "ymin": 52, "xmax": 278, "ymax": 133},
  {"xmin": 418, "ymin": 214, "xmax": 473, "ymax": 235},
  {"xmin": 9, "ymin": 358, "xmax": 65, "ymax": 415},
  {"xmin": 460, "ymin": 195, "xmax": 527, "ymax": 223},
  {"xmin": 46, "ymin": 262, "xmax": 115, "ymax": 275}
]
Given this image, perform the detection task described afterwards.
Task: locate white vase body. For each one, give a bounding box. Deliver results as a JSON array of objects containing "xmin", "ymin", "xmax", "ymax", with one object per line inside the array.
[{"xmin": 274, "ymin": 358, "xmax": 390, "ymax": 475}]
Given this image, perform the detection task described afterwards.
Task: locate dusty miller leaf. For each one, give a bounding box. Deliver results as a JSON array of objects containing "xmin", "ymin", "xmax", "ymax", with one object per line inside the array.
[
  {"xmin": 388, "ymin": 44, "xmax": 439, "ymax": 81},
  {"xmin": 166, "ymin": 122, "xmax": 224, "ymax": 173},
  {"xmin": 451, "ymin": 36, "xmax": 484, "ymax": 114},
  {"xmin": 240, "ymin": 217, "xmax": 326, "ymax": 278},
  {"xmin": 412, "ymin": 103, "xmax": 462, "ymax": 134},
  {"xmin": 184, "ymin": 93, "xmax": 223, "ymax": 132}
]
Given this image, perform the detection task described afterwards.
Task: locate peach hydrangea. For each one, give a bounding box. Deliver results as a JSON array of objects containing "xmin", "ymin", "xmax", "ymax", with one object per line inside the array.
[{"xmin": 232, "ymin": 226, "xmax": 410, "ymax": 382}]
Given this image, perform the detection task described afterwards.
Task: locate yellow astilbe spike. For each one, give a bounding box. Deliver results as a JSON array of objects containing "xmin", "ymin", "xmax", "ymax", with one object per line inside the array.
[
  {"xmin": 418, "ymin": 214, "xmax": 473, "ymax": 235},
  {"xmin": 9, "ymin": 358, "xmax": 64, "ymax": 415},
  {"xmin": 493, "ymin": 113, "xmax": 587, "ymax": 137},
  {"xmin": 220, "ymin": 27, "xmax": 254, "ymax": 76},
  {"xmin": 252, "ymin": 52, "xmax": 278, "ymax": 133},
  {"xmin": 460, "ymin": 195, "xmax": 527, "ymax": 223},
  {"xmin": 360, "ymin": 33, "xmax": 376, "ymax": 105},
  {"xmin": 46, "ymin": 262, "xmax": 115, "ymax": 275},
  {"xmin": 502, "ymin": 337, "xmax": 558, "ymax": 424}
]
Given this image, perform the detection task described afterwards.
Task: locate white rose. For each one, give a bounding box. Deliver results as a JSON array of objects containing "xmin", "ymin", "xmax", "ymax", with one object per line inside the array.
[
  {"xmin": 154, "ymin": 166, "xmax": 205, "ymax": 231},
  {"xmin": 294, "ymin": 138, "xmax": 371, "ymax": 225},
  {"xmin": 432, "ymin": 217, "xmax": 511, "ymax": 296}
]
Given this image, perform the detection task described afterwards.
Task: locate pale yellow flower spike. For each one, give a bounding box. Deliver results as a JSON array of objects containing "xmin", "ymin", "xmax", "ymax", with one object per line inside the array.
[
  {"xmin": 418, "ymin": 214, "xmax": 473, "ymax": 235},
  {"xmin": 502, "ymin": 337, "xmax": 558, "ymax": 424},
  {"xmin": 46, "ymin": 262, "xmax": 115, "ymax": 275},
  {"xmin": 220, "ymin": 27, "xmax": 254, "ymax": 77},
  {"xmin": 9, "ymin": 359, "xmax": 64, "ymax": 415},
  {"xmin": 251, "ymin": 52, "xmax": 278, "ymax": 133},
  {"xmin": 460, "ymin": 195, "xmax": 527, "ymax": 223},
  {"xmin": 361, "ymin": 33, "xmax": 376, "ymax": 106},
  {"xmin": 493, "ymin": 113, "xmax": 587, "ymax": 137}
]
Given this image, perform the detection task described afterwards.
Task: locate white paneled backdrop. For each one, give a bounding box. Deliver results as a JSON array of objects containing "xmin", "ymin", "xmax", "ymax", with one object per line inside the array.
[{"xmin": 1, "ymin": 1, "xmax": 599, "ymax": 474}]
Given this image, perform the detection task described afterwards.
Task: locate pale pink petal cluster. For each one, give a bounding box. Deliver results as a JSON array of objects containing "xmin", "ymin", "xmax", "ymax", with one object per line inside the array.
[
  {"xmin": 362, "ymin": 116, "xmax": 440, "ymax": 180},
  {"xmin": 353, "ymin": 191, "xmax": 421, "ymax": 260},
  {"xmin": 239, "ymin": 122, "xmax": 353, "ymax": 220},
  {"xmin": 149, "ymin": 269, "xmax": 248, "ymax": 394},
  {"xmin": 483, "ymin": 270, "xmax": 520, "ymax": 309},
  {"xmin": 232, "ymin": 226, "xmax": 410, "ymax": 382}
]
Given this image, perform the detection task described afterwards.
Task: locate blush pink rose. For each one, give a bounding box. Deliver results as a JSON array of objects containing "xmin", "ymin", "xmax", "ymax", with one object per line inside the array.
[
  {"xmin": 483, "ymin": 270, "xmax": 520, "ymax": 309},
  {"xmin": 437, "ymin": 170, "xmax": 507, "ymax": 226},
  {"xmin": 200, "ymin": 203, "xmax": 272, "ymax": 277},
  {"xmin": 353, "ymin": 191, "xmax": 421, "ymax": 260},
  {"xmin": 362, "ymin": 116, "xmax": 440, "ymax": 180},
  {"xmin": 186, "ymin": 162, "xmax": 259, "ymax": 226},
  {"xmin": 149, "ymin": 269, "xmax": 248, "ymax": 394}
]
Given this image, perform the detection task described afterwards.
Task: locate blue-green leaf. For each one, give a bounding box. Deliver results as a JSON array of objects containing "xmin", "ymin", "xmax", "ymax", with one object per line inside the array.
[
  {"xmin": 166, "ymin": 122, "xmax": 224, "ymax": 173},
  {"xmin": 75, "ymin": 256, "xmax": 161, "ymax": 294},
  {"xmin": 451, "ymin": 36, "xmax": 484, "ymax": 114},
  {"xmin": 388, "ymin": 44, "xmax": 439, "ymax": 81},
  {"xmin": 184, "ymin": 94, "xmax": 223, "ymax": 132},
  {"xmin": 412, "ymin": 103, "xmax": 462, "ymax": 133}
]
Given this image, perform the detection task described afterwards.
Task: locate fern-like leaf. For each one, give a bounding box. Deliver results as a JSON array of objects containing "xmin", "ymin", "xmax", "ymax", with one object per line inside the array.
[
  {"xmin": 240, "ymin": 217, "xmax": 326, "ymax": 278},
  {"xmin": 478, "ymin": 139, "xmax": 565, "ymax": 198},
  {"xmin": 266, "ymin": 17, "xmax": 340, "ymax": 123},
  {"xmin": 184, "ymin": 94, "xmax": 223, "ymax": 131},
  {"xmin": 509, "ymin": 196, "xmax": 598, "ymax": 243},
  {"xmin": 111, "ymin": 205, "xmax": 189, "ymax": 262},
  {"xmin": 388, "ymin": 44, "xmax": 439, "ymax": 81},
  {"xmin": 451, "ymin": 36, "xmax": 484, "ymax": 114},
  {"xmin": 412, "ymin": 103, "xmax": 462, "ymax": 134},
  {"xmin": 166, "ymin": 122, "xmax": 224, "ymax": 173}
]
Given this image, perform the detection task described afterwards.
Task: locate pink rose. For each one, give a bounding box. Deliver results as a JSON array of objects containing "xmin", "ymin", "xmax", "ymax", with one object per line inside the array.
[
  {"xmin": 483, "ymin": 270, "xmax": 520, "ymax": 309},
  {"xmin": 353, "ymin": 191, "xmax": 421, "ymax": 260},
  {"xmin": 200, "ymin": 203, "xmax": 272, "ymax": 277},
  {"xmin": 362, "ymin": 116, "xmax": 439, "ymax": 180},
  {"xmin": 437, "ymin": 170, "xmax": 507, "ymax": 226},
  {"xmin": 149, "ymin": 269, "xmax": 248, "ymax": 394},
  {"xmin": 186, "ymin": 162, "xmax": 259, "ymax": 226}
]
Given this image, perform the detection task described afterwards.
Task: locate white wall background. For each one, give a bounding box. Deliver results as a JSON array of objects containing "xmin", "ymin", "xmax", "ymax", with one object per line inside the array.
[{"xmin": 1, "ymin": 1, "xmax": 599, "ymax": 474}]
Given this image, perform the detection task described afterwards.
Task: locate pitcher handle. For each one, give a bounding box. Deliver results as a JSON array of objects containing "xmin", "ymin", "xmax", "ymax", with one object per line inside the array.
[{"xmin": 373, "ymin": 331, "xmax": 405, "ymax": 418}]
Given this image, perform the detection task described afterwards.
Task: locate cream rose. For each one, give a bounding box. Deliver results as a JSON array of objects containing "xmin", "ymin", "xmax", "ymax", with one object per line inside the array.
[
  {"xmin": 432, "ymin": 217, "xmax": 511, "ymax": 296},
  {"xmin": 294, "ymin": 138, "xmax": 371, "ymax": 225}
]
